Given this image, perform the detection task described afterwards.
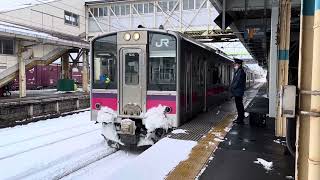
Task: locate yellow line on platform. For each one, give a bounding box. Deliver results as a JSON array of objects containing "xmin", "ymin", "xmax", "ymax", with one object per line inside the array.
[{"xmin": 165, "ymin": 113, "xmax": 236, "ymax": 180}]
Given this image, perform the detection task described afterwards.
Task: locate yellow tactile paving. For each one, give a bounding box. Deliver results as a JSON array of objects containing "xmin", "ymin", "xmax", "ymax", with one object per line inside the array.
[{"xmin": 165, "ymin": 113, "xmax": 236, "ymax": 180}]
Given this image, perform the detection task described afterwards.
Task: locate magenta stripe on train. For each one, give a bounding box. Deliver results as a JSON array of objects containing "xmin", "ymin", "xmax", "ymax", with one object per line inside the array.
[{"xmin": 91, "ymin": 93, "xmax": 176, "ymax": 114}]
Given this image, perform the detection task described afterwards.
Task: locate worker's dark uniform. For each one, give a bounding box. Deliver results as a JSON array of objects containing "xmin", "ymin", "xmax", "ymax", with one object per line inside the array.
[{"xmin": 230, "ymin": 67, "xmax": 246, "ymax": 123}]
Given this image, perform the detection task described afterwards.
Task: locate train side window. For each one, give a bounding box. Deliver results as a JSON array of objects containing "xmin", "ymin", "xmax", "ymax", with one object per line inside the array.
[
  {"xmin": 92, "ymin": 34, "xmax": 117, "ymax": 89},
  {"xmin": 125, "ymin": 53, "xmax": 139, "ymax": 85},
  {"xmin": 212, "ymin": 66, "xmax": 220, "ymax": 84}
]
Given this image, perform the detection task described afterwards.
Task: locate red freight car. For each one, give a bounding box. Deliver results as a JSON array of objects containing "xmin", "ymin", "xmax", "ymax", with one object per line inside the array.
[{"xmin": 12, "ymin": 64, "xmax": 83, "ymax": 90}]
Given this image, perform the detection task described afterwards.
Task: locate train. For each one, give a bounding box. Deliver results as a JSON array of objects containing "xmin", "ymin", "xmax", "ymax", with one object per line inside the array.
[
  {"xmin": 11, "ymin": 64, "xmax": 83, "ymax": 91},
  {"xmin": 90, "ymin": 29, "xmax": 257, "ymax": 148}
]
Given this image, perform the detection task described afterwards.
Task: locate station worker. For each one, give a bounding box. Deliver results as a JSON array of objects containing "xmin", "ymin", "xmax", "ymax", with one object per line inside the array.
[{"xmin": 231, "ymin": 58, "xmax": 247, "ymax": 124}]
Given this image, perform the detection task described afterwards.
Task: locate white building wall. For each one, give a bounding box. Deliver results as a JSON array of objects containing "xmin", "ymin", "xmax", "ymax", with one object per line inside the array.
[{"xmin": 0, "ymin": 0, "xmax": 86, "ymax": 37}]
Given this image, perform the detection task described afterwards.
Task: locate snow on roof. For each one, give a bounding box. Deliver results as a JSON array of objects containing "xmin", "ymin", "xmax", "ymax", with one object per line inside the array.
[
  {"xmin": 0, "ymin": 0, "xmax": 57, "ymax": 13},
  {"xmin": 0, "ymin": 21, "xmax": 89, "ymax": 48},
  {"xmin": 0, "ymin": 21, "xmax": 61, "ymax": 40}
]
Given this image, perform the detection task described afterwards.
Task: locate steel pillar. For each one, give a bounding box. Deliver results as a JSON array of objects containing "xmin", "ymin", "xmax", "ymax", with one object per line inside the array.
[
  {"xmin": 308, "ymin": 0, "xmax": 320, "ymax": 179},
  {"xmin": 296, "ymin": 0, "xmax": 315, "ymax": 179},
  {"xmin": 269, "ymin": 0, "xmax": 279, "ymax": 119},
  {"xmin": 275, "ymin": 0, "xmax": 291, "ymax": 137},
  {"xmin": 61, "ymin": 53, "xmax": 70, "ymax": 79},
  {"xmin": 18, "ymin": 41, "xmax": 26, "ymax": 98},
  {"xmin": 82, "ymin": 51, "xmax": 89, "ymax": 93}
]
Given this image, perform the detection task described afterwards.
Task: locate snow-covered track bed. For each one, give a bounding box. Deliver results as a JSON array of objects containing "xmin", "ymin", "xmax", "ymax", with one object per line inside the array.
[{"xmin": 0, "ymin": 111, "xmax": 118, "ymax": 180}]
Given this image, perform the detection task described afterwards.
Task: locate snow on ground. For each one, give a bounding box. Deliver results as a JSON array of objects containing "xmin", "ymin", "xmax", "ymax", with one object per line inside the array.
[
  {"xmin": 171, "ymin": 129, "xmax": 188, "ymax": 134},
  {"xmin": 254, "ymin": 158, "xmax": 273, "ymax": 172},
  {"xmin": 62, "ymin": 151, "xmax": 138, "ymax": 180},
  {"xmin": 214, "ymin": 137, "xmax": 225, "ymax": 142},
  {"xmin": 107, "ymin": 138, "xmax": 197, "ymax": 180},
  {"xmin": 0, "ymin": 111, "xmax": 116, "ymax": 180},
  {"xmin": 286, "ymin": 175, "xmax": 294, "ymax": 179}
]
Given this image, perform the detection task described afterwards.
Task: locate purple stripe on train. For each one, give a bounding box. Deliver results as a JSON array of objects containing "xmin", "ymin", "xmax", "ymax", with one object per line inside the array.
[
  {"xmin": 147, "ymin": 95, "xmax": 176, "ymax": 101},
  {"xmin": 92, "ymin": 93, "xmax": 176, "ymax": 101},
  {"xmin": 92, "ymin": 93, "xmax": 117, "ymax": 98}
]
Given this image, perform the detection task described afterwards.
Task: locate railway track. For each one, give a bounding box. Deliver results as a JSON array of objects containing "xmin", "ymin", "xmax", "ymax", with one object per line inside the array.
[
  {"xmin": 0, "ymin": 128, "xmax": 100, "ymax": 161},
  {"xmin": 0, "ymin": 122, "xmax": 93, "ymax": 148}
]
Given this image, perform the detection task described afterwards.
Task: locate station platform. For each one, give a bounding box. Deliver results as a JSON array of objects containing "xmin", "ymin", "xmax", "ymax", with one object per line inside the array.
[
  {"xmin": 0, "ymin": 90, "xmax": 89, "ymax": 128},
  {"xmin": 106, "ymin": 82, "xmax": 294, "ymax": 180},
  {"xmin": 167, "ymin": 83, "xmax": 294, "ymax": 180}
]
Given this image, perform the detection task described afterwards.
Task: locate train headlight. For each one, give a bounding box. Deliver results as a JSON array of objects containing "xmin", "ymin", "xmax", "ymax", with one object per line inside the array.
[
  {"xmin": 124, "ymin": 33, "xmax": 131, "ymax": 41},
  {"xmin": 133, "ymin": 32, "xmax": 140, "ymax": 41}
]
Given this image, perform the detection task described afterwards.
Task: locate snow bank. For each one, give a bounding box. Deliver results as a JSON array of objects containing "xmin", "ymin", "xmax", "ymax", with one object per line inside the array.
[
  {"xmin": 97, "ymin": 107, "xmax": 117, "ymax": 123},
  {"xmin": 254, "ymin": 158, "xmax": 273, "ymax": 171},
  {"xmin": 62, "ymin": 151, "xmax": 138, "ymax": 180},
  {"xmin": 171, "ymin": 129, "xmax": 188, "ymax": 134},
  {"xmin": 108, "ymin": 138, "xmax": 197, "ymax": 180},
  {"xmin": 0, "ymin": 111, "xmax": 112, "ymax": 180},
  {"xmin": 214, "ymin": 137, "xmax": 225, "ymax": 142},
  {"xmin": 142, "ymin": 105, "xmax": 171, "ymax": 133},
  {"xmin": 286, "ymin": 175, "xmax": 294, "ymax": 179}
]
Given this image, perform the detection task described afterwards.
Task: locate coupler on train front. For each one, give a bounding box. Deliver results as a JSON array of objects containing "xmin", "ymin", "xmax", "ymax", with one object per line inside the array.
[{"xmin": 97, "ymin": 105, "xmax": 172, "ymax": 150}]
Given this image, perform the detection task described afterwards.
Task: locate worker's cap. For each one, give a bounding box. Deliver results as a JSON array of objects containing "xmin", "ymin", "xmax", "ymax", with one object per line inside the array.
[{"xmin": 233, "ymin": 58, "xmax": 243, "ymax": 64}]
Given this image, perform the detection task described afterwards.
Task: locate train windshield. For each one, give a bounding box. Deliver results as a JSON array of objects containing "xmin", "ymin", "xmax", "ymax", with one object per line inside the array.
[
  {"xmin": 148, "ymin": 32, "xmax": 177, "ymax": 91},
  {"xmin": 92, "ymin": 34, "xmax": 117, "ymax": 89}
]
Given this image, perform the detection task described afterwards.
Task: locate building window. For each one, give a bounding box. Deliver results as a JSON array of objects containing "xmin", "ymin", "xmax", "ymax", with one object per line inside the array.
[
  {"xmin": 115, "ymin": 5, "xmax": 120, "ymax": 15},
  {"xmin": 149, "ymin": 3, "xmax": 154, "ymax": 12},
  {"xmin": 0, "ymin": 39, "xmax": 14, "ymax": 55},
  {"xmin": 110, "ymin": 6, "xmax": 115, "ymax": 16},
  {"xmin": 103, "ymin": 7, "xmax": 108, "ymax": 16},
  {"xmin": 99, "ymin": 8, "xmax": 104, "ymax": 17},
  {"xmin": 137, "ymin": 4, "xmax": 143, "ymax": 14},
  {"xmin": 183, "ymin": 0, "xmax": 195, "ymax": 10},
  {"xmin": 120, "ymin": 5, "xmax": 126, "ymax": 15},
  {"xmin": 144, "ymin": 3, "xmax": 149, "ymax": 13},
  {"xmin": 125, "ymin": 5, "xmax": 130, "ymax": 15},
  {"xmin": 169, "ymin": 1, "xmax": 179, "ymax": 11},
  {"xmin": 133, "ymin": 3, "xmax": 143, "ymax": 14},
  {"xmin": 157, "ymin": 1, "xmax": 168, "ymax": 12},
  {"xmin": 93, "ymin": 8, "xmax": 98, "ymax": 17},
  {"xmin": 196, "ymin": 0, "xmax": 207, "ymax": 9},
  {"xmin": 64, "ymin": 11, "xmax": 79, "ymax": 26}
]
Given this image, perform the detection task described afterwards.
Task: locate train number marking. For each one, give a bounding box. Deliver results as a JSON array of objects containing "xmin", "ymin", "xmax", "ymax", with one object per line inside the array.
[{"xmin": 156, "ymin": 39, "xmax": 169, "ymax": 47}]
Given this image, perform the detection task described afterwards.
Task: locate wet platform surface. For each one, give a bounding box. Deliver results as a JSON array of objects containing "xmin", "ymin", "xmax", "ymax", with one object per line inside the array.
[
  {"xmin": 168, "ymin": 84, "xmax": 260, "ymax": 142},
  {"xmin": 199, "ymin": 85, "xmax": 295, "ymax": 180}
]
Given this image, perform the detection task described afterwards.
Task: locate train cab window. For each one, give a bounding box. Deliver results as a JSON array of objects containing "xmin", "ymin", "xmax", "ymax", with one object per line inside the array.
[
  {"xmin": 92, "ymin": 34, "xmax": 117, "ymax": 89},
  {"xmin": 148, "ymin": 32, "xmax": 177, "ymax": 91},
  {"xmin": 125, "ymin": 53, "xmax": 140, "ymax": 85}
]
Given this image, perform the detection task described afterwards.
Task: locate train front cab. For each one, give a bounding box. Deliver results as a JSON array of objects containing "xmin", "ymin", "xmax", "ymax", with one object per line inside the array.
[{"xmin": 91, "ymin": 30, "xmax": 178, "ymax": 147}]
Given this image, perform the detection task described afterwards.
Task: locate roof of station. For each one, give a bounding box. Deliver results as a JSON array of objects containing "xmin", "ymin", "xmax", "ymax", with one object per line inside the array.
[
  {"xmin": 85, "ymin": 0, "xmax": 128, "ymax": 5},
  {"xmin": 0, "ymin": 0, "xmax": 58, "ymax": 13},
  {"xmin": 209, "ymin": 0, "xmax": 301, "ymax": 66},
  {"xmin": 0, "ymin": 21, "xmax": 89, "ymax": 49}
]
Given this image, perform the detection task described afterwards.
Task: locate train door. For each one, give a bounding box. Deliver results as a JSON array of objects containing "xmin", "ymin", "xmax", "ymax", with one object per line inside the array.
[{"xmin": 119, "ymin": 48, "xmax": 146, "ymax": 116}]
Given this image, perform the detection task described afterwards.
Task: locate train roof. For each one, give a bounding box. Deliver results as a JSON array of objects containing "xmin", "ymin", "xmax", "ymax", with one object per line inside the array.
[{"xmin": 91, "ymin": 28, "xmax": 234, "ymax": 63}]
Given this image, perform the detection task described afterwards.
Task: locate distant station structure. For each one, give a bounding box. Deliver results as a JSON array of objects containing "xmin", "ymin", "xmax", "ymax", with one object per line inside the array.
[{"xmin": 84, "ymin": 0, "xmax": 237, "ymax": 41}]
